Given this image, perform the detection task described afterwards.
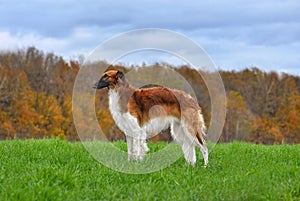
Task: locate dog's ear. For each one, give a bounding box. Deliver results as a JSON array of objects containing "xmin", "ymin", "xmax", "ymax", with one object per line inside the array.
[{"xmin": 116, "ymin": 70, "xmax": 125, "ymax": 82}]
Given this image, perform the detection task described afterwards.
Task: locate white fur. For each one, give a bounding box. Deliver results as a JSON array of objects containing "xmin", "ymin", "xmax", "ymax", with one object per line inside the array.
[
  {"xmin": 108, "ymin": 89, "xmax": 208, "ymax": 166},
  {"xmin": 109, "ymin": 90, "xmax": 148, "ymax": 160}
]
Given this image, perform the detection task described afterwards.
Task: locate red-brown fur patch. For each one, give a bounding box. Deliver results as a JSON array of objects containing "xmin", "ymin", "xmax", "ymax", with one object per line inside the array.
[{"xmin": 128, "ymin": 87, "xmax": 181, "ymax": 126}]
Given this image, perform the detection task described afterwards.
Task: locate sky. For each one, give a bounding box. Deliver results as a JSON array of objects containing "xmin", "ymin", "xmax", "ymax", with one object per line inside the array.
[{"xmin": 1, "ymin": 0, "xmax": 300, "ymax": 75}]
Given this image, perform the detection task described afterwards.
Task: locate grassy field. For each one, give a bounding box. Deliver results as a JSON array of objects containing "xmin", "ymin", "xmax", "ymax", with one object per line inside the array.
[{"xmin": 0, "ymin": 139, "xmax": 299, "ymax": 201}]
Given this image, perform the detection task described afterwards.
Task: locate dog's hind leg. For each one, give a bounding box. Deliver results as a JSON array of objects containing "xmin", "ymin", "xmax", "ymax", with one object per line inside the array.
[
  {"xmin": 182, "ymin": 142, "xmax": 196, "ymax": 165},
  {"xmin": 171, "ymin": 121, "xmax": 196, "ymax": 165},
  {"xmin": 183, "ymin": 111, "xmax": 209, "ymax": 167},
  {"xmin": 195, "ymin": 134, "xmax": 208, "ymax": 167}
]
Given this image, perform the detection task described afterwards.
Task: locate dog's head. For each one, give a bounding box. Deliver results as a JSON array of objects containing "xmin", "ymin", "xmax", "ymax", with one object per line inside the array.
[{"xmin": 93, "ymin": 70, "xmax": 126, "ymax": 89}]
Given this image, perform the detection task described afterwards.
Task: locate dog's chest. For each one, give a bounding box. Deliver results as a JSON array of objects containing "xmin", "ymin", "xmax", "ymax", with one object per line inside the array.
[
  {"xmin": 108, "ymin": 90, "xmax": 138, "ymax": 133},
  {"xmin": 108, "ymin": 90, "xmax": 124, "ymax": 122}
]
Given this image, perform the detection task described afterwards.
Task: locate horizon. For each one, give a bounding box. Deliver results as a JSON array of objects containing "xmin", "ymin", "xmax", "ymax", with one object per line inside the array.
[{"xmin": 1, "ymin": 46, "xmax": 299, "ymax": 78}]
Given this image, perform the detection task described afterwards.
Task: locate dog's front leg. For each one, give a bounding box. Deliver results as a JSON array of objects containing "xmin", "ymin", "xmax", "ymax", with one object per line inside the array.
[
  {"xmin": 140, "ymin": 132, "xmax": 149, "ymax": 158},
  {"xmin": 135, "ymin": 130, "xmax": 148, "ymax": 160},
  {"xmin": 127, "ymin": 130, "xmax": 148, "ymax": 161},
  {"xmin": 125, "ymin": 134, "xmax": 134, "ymax": 161},
  {"xmin": 126, "ymin": 137, "xmax": 142, "ymax": 161}
]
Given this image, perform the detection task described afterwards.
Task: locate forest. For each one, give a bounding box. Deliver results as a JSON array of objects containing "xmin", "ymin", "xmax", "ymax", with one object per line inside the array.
[{"xmin": 0, "ymin": 47, "xmax": 299, "ymax": 144}]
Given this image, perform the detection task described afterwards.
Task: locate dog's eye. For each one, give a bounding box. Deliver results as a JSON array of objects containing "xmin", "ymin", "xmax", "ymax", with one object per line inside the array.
[{"xmin": 102, "ymin": 74, "xmax": 109, "ymax": 79}]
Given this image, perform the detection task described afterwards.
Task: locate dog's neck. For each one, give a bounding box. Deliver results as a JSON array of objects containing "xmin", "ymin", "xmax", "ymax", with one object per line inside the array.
[{"xmin": 108, "ymin": 84, "xmax": 136, "ymax": 113}]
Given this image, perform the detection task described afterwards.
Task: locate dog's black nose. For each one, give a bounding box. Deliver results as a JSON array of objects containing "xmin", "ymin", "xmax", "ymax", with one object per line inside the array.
[{"xmin": 93, "ymin": 82, "xmax": 98, "ymax": 89}]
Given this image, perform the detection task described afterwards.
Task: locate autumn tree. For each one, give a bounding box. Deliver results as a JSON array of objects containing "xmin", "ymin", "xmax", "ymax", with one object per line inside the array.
[
  {"xmin": 1, "ymin": 48, "xmax": 300, "ymax": 143},
  {"xmin": 0, "ymin": 65, "xmax": 39, "ymax": 138},
  {"xmin": 223, "ymin": 91, "xmax": 252, "ymax": 142},
  {"xmin": 275, "ymin": 75, "xmax": 300, "ymax": 143}
]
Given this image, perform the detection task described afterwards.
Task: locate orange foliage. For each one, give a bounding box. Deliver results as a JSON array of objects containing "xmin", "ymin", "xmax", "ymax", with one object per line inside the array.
[{"xmin": 0, "ymin": 48, "xmax": 300, "ymax": 144}]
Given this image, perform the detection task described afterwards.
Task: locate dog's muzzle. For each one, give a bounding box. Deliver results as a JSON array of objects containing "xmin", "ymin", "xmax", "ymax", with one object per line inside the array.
[{"xmin": 93, "ymin": 81, "xmax": 109, "ymax": 89}]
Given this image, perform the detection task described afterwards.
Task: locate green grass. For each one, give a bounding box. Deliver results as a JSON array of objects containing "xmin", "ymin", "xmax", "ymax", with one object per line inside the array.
[{"xmin": 0, "ymin": 139, "xmax": 299, "ymax": 201}]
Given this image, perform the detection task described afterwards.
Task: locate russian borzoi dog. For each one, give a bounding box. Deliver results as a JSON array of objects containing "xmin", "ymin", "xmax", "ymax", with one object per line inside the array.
[{"xmin": 93, "ymin": 70, "xmax": 208, "ymax": 166}]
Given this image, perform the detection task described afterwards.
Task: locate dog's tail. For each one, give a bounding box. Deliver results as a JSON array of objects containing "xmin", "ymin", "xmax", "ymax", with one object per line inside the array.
[
  {"xmin": 196, "ymin": 111, "xmax": 207, "ymax": 145},
  {"xmin": 196, "ymin": 110, "xmax": 209, "ymax": 166}
]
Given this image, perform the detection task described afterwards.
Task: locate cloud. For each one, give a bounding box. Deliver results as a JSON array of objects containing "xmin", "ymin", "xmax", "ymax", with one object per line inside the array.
[
  {"xmin": 0, "ymin": 0, "xmax": 299, "ymax": 75},
  {"xmin": 0, "ymin": 31, "xmax": 66, "ymax": 51},
  {"xmin": 2, "ymin": 0, "xmax": 299, "ymax": 36},
  {"xmin": 0, "ymin": 25, "xmax": 121, "ymax": 53}
]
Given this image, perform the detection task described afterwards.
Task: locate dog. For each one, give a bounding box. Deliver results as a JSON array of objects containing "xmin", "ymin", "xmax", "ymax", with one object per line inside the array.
[{"xmin": 93, "ymin": 70, "xmax": 208, "ymax": 166}]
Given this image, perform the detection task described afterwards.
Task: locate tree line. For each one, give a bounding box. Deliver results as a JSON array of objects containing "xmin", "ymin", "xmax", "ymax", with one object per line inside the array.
[{"xmin": 0, "ymin": 47, "xmax": 299, "ymax": 144}]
